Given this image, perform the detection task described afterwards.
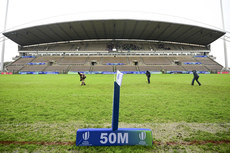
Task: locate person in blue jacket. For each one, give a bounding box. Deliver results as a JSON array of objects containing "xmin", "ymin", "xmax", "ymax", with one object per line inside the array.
[
  {"xmin": 191, "ymin": 70, "xmax": 201, "ymax": 86},
  {"xmin": 146, "ymin": 70, "xmax": 151, "ymax": 84}
]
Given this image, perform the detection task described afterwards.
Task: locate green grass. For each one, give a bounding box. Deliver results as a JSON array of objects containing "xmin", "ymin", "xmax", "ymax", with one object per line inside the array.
[{"xmin": 0, "ymin": 74, "xmax": 230, "ymax": 152}]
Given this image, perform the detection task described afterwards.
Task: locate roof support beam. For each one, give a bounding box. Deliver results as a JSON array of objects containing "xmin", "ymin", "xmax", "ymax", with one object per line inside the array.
[
  {"xmin": 28, "ymin": 30, "xmax": 47, "ymax": 44},
  {"xmin": 193, "ymin": 31, "xmax": 211, "ymax": 45},
  {"xmin": 174, "ymin": 27, "xmax": 193, "ymax": 41},
  {"xmin": 47, "ymin": 26, "xmax": 66, "ymax": 41},
  {"xmin": 138, "ymin": 22, "xmax": 149, "ymax": 38},
  {"xmin": 57, "ymin": 24, "xmax": 74, "ymax": 40},
  {"xmin": 91, "ymin": 21, "xmax": 99, "ymax": 38},
  {"xmin": 121, "ymin": 21, "xmax": 127, "ymax": 38},
  {"xmin": 147, "ymin": 23, "xmax": 160, "ymax": 40},
  {"xmin": 183, "ymin": 29, "xmax": 201, "ymax": 44},
  {"xmin": 15, "ymin": 32, "xmax": 34, "ymax": 46},
  {"xmin": 68, "ymin": 23, "xmax": 82, "ymax": 40},
  {"xmin": 80, "ymin": 23, "xmax": 90, "ymax": 39},
  {"xmin": 102, "ymin": 21, "xmax": 107, "ymax": 38},
  {"xmin": 130, "ymin": 21, "xmax": 138, "ymax": 38},
  {"xmin": 165, "ymin": 26, "xmax": 181, "ymax": 40},
  {"xmin": 156, "ymin": 24, "xmax": 171, "ymax": 40},
  {"xmin": 36, "ymin": 27, "xmax": 54, "ymax": 42},
  {"xmin": 113, "ymin": 23, "xmax": 116, "ymax": 39}
]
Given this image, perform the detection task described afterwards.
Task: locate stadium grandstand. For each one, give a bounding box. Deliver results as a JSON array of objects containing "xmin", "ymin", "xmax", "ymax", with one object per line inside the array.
[{"xmin": 3, "ymin": 19, "xmax": 225, "ymax": 74}]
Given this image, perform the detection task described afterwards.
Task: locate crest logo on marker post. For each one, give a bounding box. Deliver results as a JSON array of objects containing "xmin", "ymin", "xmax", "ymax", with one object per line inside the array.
[
  {"xmin": 82, "ymin": 131, "xmax": 90, "ymax": 140},
  {"xmin": 139, "ymin": 132, "xmax": 146, "ymax": 140}
]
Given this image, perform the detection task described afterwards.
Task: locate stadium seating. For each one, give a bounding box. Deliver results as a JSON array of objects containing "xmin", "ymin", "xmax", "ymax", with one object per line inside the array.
[
  {"xmin": 11, "ymin": 57, "xmax": 34, "ymax": 65},
  {"xmin": 7, "ymin": 41, "xmax": 223, "ymax": 73},
  {"xmin": 19, "ymin": 40, "xmax": 208, "ymax": 53},
  {"xmin": 85, "ymin": 42, "xmax": 107, "ymax": 51},
  {"xmin": 6, "ymin": 65, "xmax": 24, "ymax": 72},
  {"xmin": 173, "ymin": 56, "xmax": 196, "ymax": 62},
  {"xmin": 116, "ymin": 65, "xmax": 137, "ymax": 71},
  {"xmin": 69, "ymin": 65, "xmax": 91, "ymax": 72},
  {"xmin": 20, "ymin": 65, "xmax": 47, "ymax": 72},
  {"xmin": 195, "ymin": 57, "xmax": 217, "ymax": 65},
  {"xmin": 92, "ymin": 65, "xmax": 114, "ymax": 72},
  {"xmin": 87, "ymin": 57, "xmax": 103, "ymax": 65},
  {"xmin": 161, "ymin": 65, "xmax": 185, "ymax": 71},
  {"xmin": 44, "ymin": 65, "xmax": 69, "ymax": 73},
  {"xmin": 128, "ymin": 57, "xmax": 143, "ymax": 64},
  {"xmin": 182, "ymin": 65, "xmax": 209, "ymax": 71},
  {"xmin": 142, "ymin": 57, "xmax": 171, "ymax": 65},
  {"xmin": 33, "ymin": 56, "xmax": 62, "ymax": 63},
  {"xmin": 58, "ymin": 57, "xmax": 87, "ymax": 65},
  {"xmin": 138, "ymin": 65, "xmax": 162, "ymax": 71},
  {"xmin": 6, "ymin": 54, "xmax": 223, "ymax": 73},
  {"xmin": 205, "ymin": 65, "xmax": 223, "ymax": 72}
]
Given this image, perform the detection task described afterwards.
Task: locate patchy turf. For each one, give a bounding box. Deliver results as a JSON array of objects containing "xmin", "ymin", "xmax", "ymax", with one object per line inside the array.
[{"xmin": 0, "ymin": 74, "xmax": 230, "ymax": 152}]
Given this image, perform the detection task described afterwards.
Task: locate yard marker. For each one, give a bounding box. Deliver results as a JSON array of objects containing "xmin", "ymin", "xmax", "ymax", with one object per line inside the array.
[{"xmin": 76, "ymin": 71, "xmax": 153, "ymax": 146}]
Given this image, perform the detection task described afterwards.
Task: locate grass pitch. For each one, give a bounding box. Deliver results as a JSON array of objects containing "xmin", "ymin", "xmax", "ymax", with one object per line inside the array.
[{"xmin": 0, "ymin": 74, "xmax": 230, "ymax": 152}]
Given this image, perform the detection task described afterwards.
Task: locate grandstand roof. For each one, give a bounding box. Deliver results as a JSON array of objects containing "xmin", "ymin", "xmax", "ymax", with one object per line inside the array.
[{"xmin": 3, "ymin": 19, "xmax": 225, "ymax": 46}]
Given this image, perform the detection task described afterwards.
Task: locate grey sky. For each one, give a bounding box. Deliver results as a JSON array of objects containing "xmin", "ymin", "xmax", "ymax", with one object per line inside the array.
[{"xmin": 0, "ymin": 0, "xmax": 229, "ymax": 66}]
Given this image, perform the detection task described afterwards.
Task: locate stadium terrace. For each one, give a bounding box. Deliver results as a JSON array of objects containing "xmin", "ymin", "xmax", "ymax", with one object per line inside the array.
[{"xmin": 3, "ymin": 19, "xmax": 225, "ymax": 74}]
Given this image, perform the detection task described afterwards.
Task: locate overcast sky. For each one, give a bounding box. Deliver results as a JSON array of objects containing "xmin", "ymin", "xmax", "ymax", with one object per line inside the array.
[{"xmin": 0, "ymin": 0, "xmax": 229, "ymax": 67}]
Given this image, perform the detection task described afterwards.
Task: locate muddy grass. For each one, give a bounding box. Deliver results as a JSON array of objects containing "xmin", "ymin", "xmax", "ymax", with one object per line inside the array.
[
  {"xmin": 1, "ymin": 122, "xmax": 229, "ymax": 152},
  {"xmin": 1, "ymin": 122, "xmax": 229, "ymax": 141}
]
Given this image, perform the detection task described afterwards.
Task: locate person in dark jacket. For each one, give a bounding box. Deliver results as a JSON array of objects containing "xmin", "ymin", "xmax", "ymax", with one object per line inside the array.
[
  {"xmin": 146, "ymin": 70, "xmax": 151, "ymax": 84},
  {"xmin": 78, "ymin": 72, "xmax": 86, "ymax": 86},
  {"xmin": 191, "ymin": 70, "xmax": 201, "ymax": 86}
]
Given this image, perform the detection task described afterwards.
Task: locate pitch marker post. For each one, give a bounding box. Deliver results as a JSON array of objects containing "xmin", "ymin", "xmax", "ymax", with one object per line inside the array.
[{"xmin": 76, "ymin": 71, "xmax": 153, "ymax": 146}]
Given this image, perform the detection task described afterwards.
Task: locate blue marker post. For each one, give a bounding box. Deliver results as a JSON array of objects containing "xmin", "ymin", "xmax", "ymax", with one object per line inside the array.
[
  {"xmin": 112, "ymin": 81, "xmax": 120, "ymax": 130},
  {"xmin": 76, "ymin": 70, "xmax": 153, "ymax": 146},
  {"xmin": 112, "ymin": 70, "xmax": 123, "ymax": 131}
]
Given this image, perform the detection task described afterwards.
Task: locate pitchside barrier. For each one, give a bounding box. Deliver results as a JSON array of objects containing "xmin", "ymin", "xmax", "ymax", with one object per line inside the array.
[
  {"xmin": 68, "ymin": 71, "xmax": 162, "ymax": 74},
  {"xmin": 69, "ymin": 71, "xmax": 210, "ymax": 75},
  {"xmin": 16, "ymin": 71, "xmax": 211, "ymax": 75},
  {"xmin": 1, "ymin": 72, "xmax": 13, "ymax": 75},
  {"xmin": 218, "ymin": 72, "xmax": 229, "ymax": 74},
  {"xmin": 19, "ymin": 72, "xmax": 59, "ymax": 74},
  {"xmin": 76, "ymin": 71, "xmax": 153, "ymax": 146},
  {"xmin": 167, "ymin": 71, "xmax": 210, "ymax": 74}
]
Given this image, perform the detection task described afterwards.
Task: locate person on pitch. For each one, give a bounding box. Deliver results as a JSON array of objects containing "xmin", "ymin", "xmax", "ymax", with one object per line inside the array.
[
  {"xmin": 191, "ymin": 70, "xmax": 201, "ymax": 86},
  {"xmin": 146, "ymin": 70, "xmax": 151, "ymax": 84},
  {"xmin": 78, "ymin": 72, "xmax": 86, "ymax": 86}
]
